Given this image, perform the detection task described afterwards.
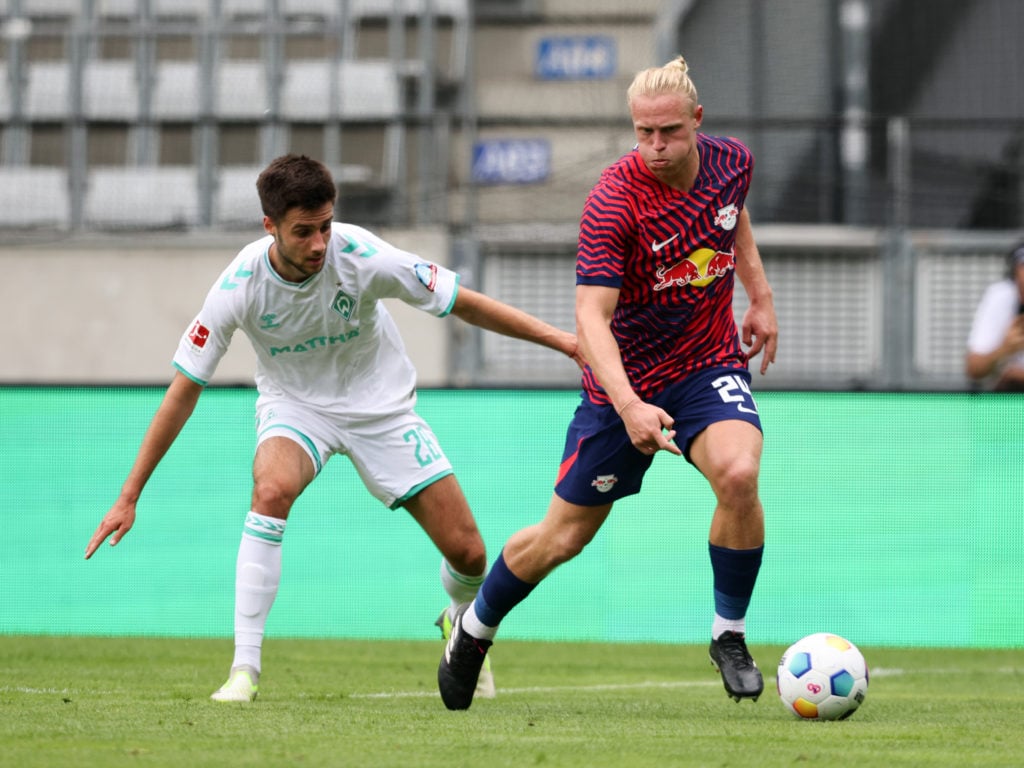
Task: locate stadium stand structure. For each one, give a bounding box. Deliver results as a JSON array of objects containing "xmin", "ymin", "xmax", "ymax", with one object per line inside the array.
[
  {"xmin": 7, "ymin": 0, "xmax": 1016, "ymax": 234},
  {"xmin": 0, "ymin": 0, "xmax": 1021, "ymax": 390},
  {"xmin": 0, "ymin": 0, "xmax": 468, "ymax": 229},
  {"xmin": 455, "ymin": 0, "xmax": 661, "ymax": 226},
  {"xmin": 454, "ymin": 0, "xmax": 1023, "ymax": 389}
]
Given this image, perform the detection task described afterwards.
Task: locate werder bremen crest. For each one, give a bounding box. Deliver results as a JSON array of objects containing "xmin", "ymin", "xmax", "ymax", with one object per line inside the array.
[{"xmin": 331, "ymin": 288, "xmax": 354, "ymax": 319}]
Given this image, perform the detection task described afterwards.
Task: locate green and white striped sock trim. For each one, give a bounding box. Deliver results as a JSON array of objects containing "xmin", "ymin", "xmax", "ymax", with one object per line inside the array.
[{"xmin": 243, "ymin": 511, "xmax": 286, "ymax": 545}]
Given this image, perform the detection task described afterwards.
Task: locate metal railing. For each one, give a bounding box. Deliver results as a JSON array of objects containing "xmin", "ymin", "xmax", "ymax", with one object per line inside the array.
[{"xmin": 452, "ymin": 226, "xmax": 1020, "ymax": 392}]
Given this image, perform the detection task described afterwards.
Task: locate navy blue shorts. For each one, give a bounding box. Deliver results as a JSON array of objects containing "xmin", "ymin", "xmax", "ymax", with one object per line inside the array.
[{"xmin": 554, "ymin": 367, "xmax": 763, "ymax": 506}]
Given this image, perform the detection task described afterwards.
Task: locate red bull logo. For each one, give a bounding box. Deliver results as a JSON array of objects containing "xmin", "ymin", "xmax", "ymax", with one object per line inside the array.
[
  {"xmin": 653, "ymin": 248, "xmax": 734, "ymax": 291},
  {"xmin": 706, "ymin": 249, "xmax": 735, "ymax": 277}
]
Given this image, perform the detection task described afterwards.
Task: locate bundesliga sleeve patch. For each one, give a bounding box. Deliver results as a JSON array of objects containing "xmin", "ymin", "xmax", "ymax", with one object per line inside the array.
[
  {"xmin": 187, "ymin": 320, "xmax": 211, "ymax": 352},
  {"xmin": 414, "ymin": 262, "xmax": 439, "ymax": 291}
]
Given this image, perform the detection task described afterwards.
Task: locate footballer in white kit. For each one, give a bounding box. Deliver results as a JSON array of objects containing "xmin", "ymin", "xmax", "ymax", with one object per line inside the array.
[
  {"xmin": 174, "ymin": 222, "xmax": 461, "ymax": 506},
  {"xmin": 85, "ymin": 154, "xmax": 582, "ymax": 703}
]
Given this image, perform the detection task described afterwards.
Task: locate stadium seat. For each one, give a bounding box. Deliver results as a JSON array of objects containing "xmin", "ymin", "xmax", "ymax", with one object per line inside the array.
[
  {"xmin": 153, "ymin": 0, "xmax": 208, "ymax": 16},
  {"xmin": 221, "ymin": 0, "xmax": 267, "ymax": 17},
  {"xmin": 216, "ymin": 61, "xmax": 268, "ymax": 120},
  {"xmin": 215, "ymin": 166, "xmax": 264, "ymax": 227},
  {"xmin": 95, "ymin": 0, "xmax": 139, "ymax": 18},
  {"xmin": 84, "ymin": 166, "xmax": 199, "ymax": 229},
  {"xmin": 279, "ymin": 61, "xmax": 334, "ymax": 122},
  {"xmin": 0, "ymin": 166, "xmax": 70, "ymax": 228},
  {"xmin": 350, "ymin": 0, "xmax": 467, "ymax": 18},
  {"xmin": 152, "ymin": 60, "xmax": 202, "ymax": 121},
  {"xmin": 347, "ymin": 0, "xmax": 470, "ymax": 82},
  {"xmin": 83, "ymin": 60, "xmax": 138, "ymax": 121},
  {"xmin": 339, "ymin": 61, "xmax": 401, "ymax": 120},
  {"xmin": 280, "ymin": 60, "xmax": 400, "ymax": 122},
  {"xmin": 282, "ymin": 0, "xmax": 341, "ymax": 18},
  {"xmin": 25, "ymin": 61, "xmax": 70, "ymax": 121},
  {"xmin": 21, "ymin": 0, "xmax": 78, "ymax": 18}
]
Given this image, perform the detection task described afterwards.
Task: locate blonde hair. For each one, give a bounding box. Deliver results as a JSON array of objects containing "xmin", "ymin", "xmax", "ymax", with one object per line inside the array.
[{"xmin": 626, "ymin": 55, "xmax": 699, "ymax": 109}]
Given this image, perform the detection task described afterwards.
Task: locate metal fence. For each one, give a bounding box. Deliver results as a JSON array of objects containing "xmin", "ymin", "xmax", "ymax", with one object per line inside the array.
[{"xmin": 452, "ymin": 226, "xmax": 1020, "ymax": 392}]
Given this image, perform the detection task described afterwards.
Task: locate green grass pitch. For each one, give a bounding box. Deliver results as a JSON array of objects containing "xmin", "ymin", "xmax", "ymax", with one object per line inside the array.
[{"xmin": 1, "ymin": 635, "xmax": 1021, "ymax": 768}]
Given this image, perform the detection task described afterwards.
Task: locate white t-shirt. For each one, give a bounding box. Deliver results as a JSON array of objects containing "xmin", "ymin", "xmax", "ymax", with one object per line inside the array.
[
  {"xmin": 173, "ymin": 222, "xmax": 459, "ymax": 416},
  {"xmin": 967, "ymin": 278, "xmax": 1024, "ymax": 368}
]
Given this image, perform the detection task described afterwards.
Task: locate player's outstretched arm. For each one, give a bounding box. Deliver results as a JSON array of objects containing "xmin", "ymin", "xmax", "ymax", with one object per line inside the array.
[
  {"xmin": 84, "ymin": 372, "xmax": 203, "ymax": 559},
  {"xmin": 451, "ymin": 286, "xmax": 584, "ymax": 368}
]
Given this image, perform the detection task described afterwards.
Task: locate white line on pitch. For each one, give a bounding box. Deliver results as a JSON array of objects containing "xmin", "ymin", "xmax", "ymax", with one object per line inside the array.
[
  {"xmin": 347, "ymin": 669, "xmax": 930, "ymax": 700},
  {"xmin": 348, "ymin": 679, "xmax": 720, "ymax": 700}
]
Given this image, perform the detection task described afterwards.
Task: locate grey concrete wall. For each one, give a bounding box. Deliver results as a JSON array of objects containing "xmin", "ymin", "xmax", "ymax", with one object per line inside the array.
[{"xmin": 0, "ymin": 228, "xmax": 452, "ymax": 386}]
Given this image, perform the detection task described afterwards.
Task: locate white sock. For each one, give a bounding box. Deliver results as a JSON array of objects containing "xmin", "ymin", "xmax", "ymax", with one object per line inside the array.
[
  {"xmin": 439, "ymin": 558, "xmax": 485, "ymax": 616},
  {"xmin": 712, "ymin": 614, "xmax": 746, "ymax": 640},
  {"xmin": 461, "ymin": 602, "xmax": 498, "ymax": 641},
  {"xmin": 231, "ymin": 512, "xmax": 285, "ymax": 673}
]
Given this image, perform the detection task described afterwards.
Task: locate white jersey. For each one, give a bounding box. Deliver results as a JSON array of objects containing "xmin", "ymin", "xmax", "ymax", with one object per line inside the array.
[
  {"xmin": 173, "ymin": 222, "xmax": 459, "ymax": 416},
  {"xmin": 967, "ymin": 279, "xmax": 1024, "ymax": 369}
]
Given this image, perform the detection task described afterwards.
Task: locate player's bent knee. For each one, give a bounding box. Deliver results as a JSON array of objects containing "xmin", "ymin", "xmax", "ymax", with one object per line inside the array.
[
  {"xmin": 251, "ymin": 478, "xmax": 300, "ymax": 515},
  {"xmin": 711, "ymin": 457, "xmax": 760, "ymax": 502}
]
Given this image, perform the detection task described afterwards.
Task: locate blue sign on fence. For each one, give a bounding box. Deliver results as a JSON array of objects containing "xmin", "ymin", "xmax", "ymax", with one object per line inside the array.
[
  {"xmin": 535, "ymin": 35, "xmax": 616, "ymax": 80},
  {"xmin": 471, "ymin": 139, "xmax": 551, "ymax": 185}
]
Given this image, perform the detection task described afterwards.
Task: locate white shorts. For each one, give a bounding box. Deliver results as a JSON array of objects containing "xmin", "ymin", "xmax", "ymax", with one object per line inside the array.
[{"xmin": 254, "ymin": 400, "xmax": 453, "ymax": 509}]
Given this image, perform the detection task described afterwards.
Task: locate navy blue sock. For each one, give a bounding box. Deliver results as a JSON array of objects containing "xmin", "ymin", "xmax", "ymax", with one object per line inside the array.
[
  {"xmin": 473, "ymin": 552, "xmax": 537, "ymax": 628},
  {"xmin": 709, "ymin": 543, "xmax": 764, "ymax": 619}
]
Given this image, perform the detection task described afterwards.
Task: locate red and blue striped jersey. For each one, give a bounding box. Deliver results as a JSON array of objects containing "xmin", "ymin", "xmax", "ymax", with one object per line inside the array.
[{"xmin": 576, "ymin": 133, "xmax": 753, "ymax": 404}]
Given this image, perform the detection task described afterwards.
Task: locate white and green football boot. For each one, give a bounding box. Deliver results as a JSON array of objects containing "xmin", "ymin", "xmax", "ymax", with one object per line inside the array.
[{"xmin": 210, "ymin": 665, "xmax": 259, "ymax": 703}]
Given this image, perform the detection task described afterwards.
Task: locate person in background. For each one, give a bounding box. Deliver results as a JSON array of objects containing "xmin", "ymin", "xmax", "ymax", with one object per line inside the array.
[
  {"xmin": 437, "ymin": 55, "xmax": 779, "ymax": 711},
  {"xmin": 966, "ymin": 242, "xmax": 1024, "ymax": 392},
  {"xmin": 85, "ymin": 154, "xmax": 582, "ymax": 702}
]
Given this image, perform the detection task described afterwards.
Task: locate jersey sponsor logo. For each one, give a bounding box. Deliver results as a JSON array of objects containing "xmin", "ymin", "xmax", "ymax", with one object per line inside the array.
[
  {"xmin": 331, "ymin": 289, "xmax": 355, "ymax": 319},
  {"xmin": 269, "ymin": 329, "xmax": 360, "ymax": 356},
  {"xmin": 414, "ymin": 262, "xmax": 439, "ymax": 291},
  {"xmin": 651, "ymin": 233, "xmax": 679, "ymax": 253},
  {"xmin": 187, "ymin": 320, "xmax": 210, "ymax": 352},
  {"xmin": 705, "ymin": 249, "xmax": 735, "ymax": 277},
  {"xmin": 652, "ymin": 248, "xmax": 735, "ymax": 291},
  {"xmin": 591, "ymin": 473, "xmax": 618, "ymax": 493},
  {"xmin": 714, "ymin": 204, "xmax": 739, "ymax": 231}
]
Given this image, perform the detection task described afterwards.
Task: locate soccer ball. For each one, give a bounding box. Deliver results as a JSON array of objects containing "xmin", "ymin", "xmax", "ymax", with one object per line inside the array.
[{"xmin": 776, "ymin": 633, "xmax": 869, "ymax": 720}]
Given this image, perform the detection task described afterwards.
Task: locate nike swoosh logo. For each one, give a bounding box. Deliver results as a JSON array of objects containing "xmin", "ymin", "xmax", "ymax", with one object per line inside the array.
[{"xmin": 651, "ymin": 234, "xmax": 679, "ymax": 252}]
